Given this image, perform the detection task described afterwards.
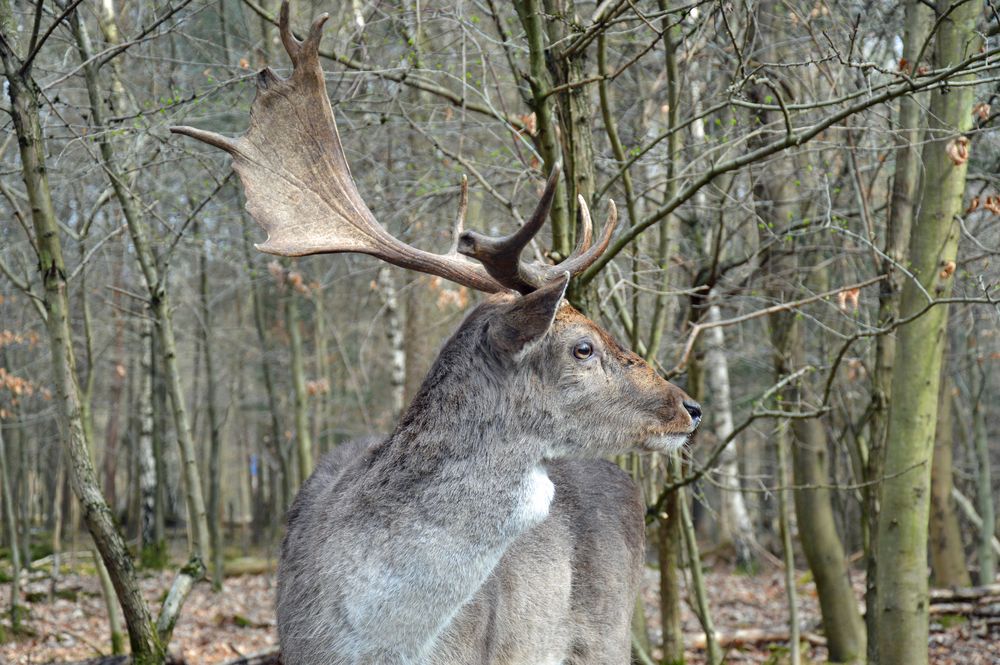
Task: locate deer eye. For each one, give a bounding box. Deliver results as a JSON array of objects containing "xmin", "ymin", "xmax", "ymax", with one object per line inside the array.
[{"xmin": 572, "ymin": 341, "xmax": 594, "ymax": 360}]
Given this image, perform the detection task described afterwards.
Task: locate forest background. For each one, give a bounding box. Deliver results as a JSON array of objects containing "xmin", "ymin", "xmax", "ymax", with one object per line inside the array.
[{"xmin": 1, "ymin": 0, "xmax": 999, "ymax": 664}]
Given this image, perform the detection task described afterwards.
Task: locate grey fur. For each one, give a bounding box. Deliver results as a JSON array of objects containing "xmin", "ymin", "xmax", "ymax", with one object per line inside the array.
[{"xmin": 277, "ymin": 284, "xmax": 699, "ymax": 664}]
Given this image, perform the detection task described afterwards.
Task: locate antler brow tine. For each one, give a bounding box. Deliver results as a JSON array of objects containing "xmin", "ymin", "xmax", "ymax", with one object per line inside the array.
[
  {"xmin": 169, "ymin": 125, "xmax": 238, "ymax": 154},
  {"xmin": 456, "ymin": 164, "xmax": 561, "ymax": 294}
]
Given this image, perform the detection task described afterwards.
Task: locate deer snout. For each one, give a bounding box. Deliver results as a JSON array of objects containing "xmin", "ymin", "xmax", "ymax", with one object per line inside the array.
[{"xmin": 683, "ymin": 400, "xmax": 702, "ymax": 429}]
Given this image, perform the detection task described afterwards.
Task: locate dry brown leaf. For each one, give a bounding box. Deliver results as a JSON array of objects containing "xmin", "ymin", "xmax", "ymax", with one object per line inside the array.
[{"xmin": 945, "ymin": 136, "xmax": 969, "ymax": 166}]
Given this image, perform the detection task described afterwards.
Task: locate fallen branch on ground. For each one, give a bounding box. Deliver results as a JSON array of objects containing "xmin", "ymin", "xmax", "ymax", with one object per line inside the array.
[
  {"xmin": 687, "ymin": 628, "xmax": 826, "ymax": 649},
  {"xmin": 929, "ymin": 583, "xmax": 1000, "ymax": 602}
]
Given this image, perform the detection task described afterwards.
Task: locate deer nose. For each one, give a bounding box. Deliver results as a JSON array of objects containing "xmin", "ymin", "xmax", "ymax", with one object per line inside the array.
[{"xmin": 683, "ymin": 400, "xmax": 702, "ymax": 427}]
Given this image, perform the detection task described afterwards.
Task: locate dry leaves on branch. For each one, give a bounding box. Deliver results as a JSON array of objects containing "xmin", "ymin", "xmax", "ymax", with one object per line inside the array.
[
  {"xmin": 305, "ymin": 378, "xmax": 330, "ymax": 396},
  {"xmin": 946, "ymin": 136, "xmax": 970, "ymax": 165},
  {"xmin": 836, "ymin": 287, "xmax": 861, "ymax": 312}
]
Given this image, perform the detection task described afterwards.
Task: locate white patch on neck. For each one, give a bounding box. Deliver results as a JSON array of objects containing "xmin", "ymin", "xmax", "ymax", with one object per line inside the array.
[
  {"xmin": 517, "ymin": 465, "xmax": 554, "ymax": 526},
  {"xmin": 648, "ymin": 433, "xmax": 690, "ymax": 451}
]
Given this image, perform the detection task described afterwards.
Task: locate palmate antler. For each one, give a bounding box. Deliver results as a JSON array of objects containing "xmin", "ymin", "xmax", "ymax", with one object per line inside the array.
[{"xmin": 171, "ymin": 1, "xmax": 616, "ymax": 294}]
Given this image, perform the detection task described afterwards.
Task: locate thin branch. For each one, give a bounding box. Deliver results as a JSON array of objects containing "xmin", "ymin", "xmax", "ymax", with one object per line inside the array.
[
  {"xmin": 671, "ymin": 275, "xmax": 887, "ymax": 374},
  {"xmin": 240, "ymin": 0, "xmax": 525, "ymax": 132},
  {"xmin": 759, "ymin": 77, "xmax": 792, "ymax": 139},
  {"xmin": 67, "ymin": 225, "xmax": 126, "ymax": 282},
  {"xmin": 20, "ymin": 0, "xmax": 86, "ymax": 74},
  {"xmin": 0, "ymin": 253, "xmax": 45, "ymax": 320},
  {"xmin": 580, "ymin": 44, "xmax": 1000, "ymax": 285},
  {"xmin": 25, "ymin": 0, "xmax": 45, "ymax": 65}
]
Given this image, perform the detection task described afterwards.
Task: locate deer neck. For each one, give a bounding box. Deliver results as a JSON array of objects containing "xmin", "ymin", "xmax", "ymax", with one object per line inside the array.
[{"xmin": 380, "ymin": 381, "xmax": 554, "ymax": 545}]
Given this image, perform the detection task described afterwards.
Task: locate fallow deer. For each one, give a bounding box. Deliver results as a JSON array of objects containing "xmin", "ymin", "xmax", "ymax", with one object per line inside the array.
[{"xmin": 173, "ymin": 4, "xmax": 701, "ymax": 663}]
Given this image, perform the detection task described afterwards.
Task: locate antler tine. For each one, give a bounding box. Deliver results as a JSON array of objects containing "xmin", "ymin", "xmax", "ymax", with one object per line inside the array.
[
  {"xmin": 533, "ymin": 199, "xmax": 618, "ymax": 282},
  {"xmin": 457, "ymin": 164, "xmax": 561, "ymax": 294},
  {"xmin": 279, "ymin": 1, "xmax": 329, "ymax": 67},
  {"xmin": 449, "ymin": 175, "xmax": 469, "ymax": 254},
  {"xmin": 170, "ymin": 125, "xmax": 238, "ymax": 155},
  {"xmin": 565, "ymin": 194, "xmax": 594, "ymax": 261}
]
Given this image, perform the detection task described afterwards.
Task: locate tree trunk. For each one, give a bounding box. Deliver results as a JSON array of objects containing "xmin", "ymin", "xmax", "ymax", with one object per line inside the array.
[
  {"xmin": 95, "ymin": 548, "xmax": 126, "ymax": 654},
  {"xmin": 50, "ymin": 450, "xmax": 64, "ymax": 601},
  {"xmin": 704, "ymin": 305, "xmax": 756, "ymax": 571},
  {"xmin": 972, "ymin": 394, "xmax": 995, "ymax": 583},
  {"xmin": 512, "ymin": 0, "xmax": 571, "ymax": 255},
  {"xmin": 378, "ymin": 267, "xmax": 407, "ymax": 419},
  {"xmin": 657, "ymin": 488, "xmax": 684, "ymax": 665},
  {"xmin": 865, "ymin": 2, "xmax": 932, "ymax": 658},
  {"xmin": 152, "ymin": 328, "xmax": 169, "ymax": 559},
  {"xmin": 287, "ymin": 279, "xmax": 313, "ymax": 486},
  {"xmin": 70, "ymin": 11, "xmax": 210, "ymax": 571},
  {"xmin": 929, "ymin": 374, "xmax": 971, "ymax": 588},
  {"xmin": 677, "ymin": 462, "xmax": 720, "ymax": 665},
  {"xmin": 759, "ymin": 126, "xmax": 865, "ymax": 665},
  {"xmin": 776, "ymin": 421, "xmax": 800, "ymax": 665},
  {"xmin": 243, "ymin": 220, "xmax": 289, "ymax": 515},
  {"xmin": 769, "ymin": 302, "xmax": 864, "ymax": 663},
  {"xmin": 0, "ymin": 22, "xmax": 165, "ymax": 661},
  {"xmin": 103, "ymin": 273, "xmax": 126, "ymax": 516},
  {"xmin": 0, "ymin": 423, "xmax": 22, "ymax": 633},
  {"xmin": 875, "ymin": 2, "xmax": 979, "ymax": 662},
  {"xmin": 311, "ymin": 288, "xmax": 332, "ymax": 455},
  {"xmin": 200, "ymin": 232, "xmax": 225, "ymax": 590},
  {"xmin": 138, "ymin": 320, "xmax": 160, "ymax": 562},
  {"xmin": 790, "ymin": 415, "xmax": 865, "ymax": 662}
]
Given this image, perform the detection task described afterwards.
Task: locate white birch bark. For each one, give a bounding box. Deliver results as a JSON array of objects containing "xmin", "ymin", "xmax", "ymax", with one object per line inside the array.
[
  {"xmin": 378, "ymin": 267, "xmax": 407, "ymax": 419},
  {"xmin": 138, "ymin": 319, "xmax": 157, "ymax": 551},
  {"xmin": 705, "ymin": 304, "xmax": 757, "ymax": 570}
]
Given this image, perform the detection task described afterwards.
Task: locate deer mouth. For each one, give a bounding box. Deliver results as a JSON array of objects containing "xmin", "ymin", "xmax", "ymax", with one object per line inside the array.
[{"xmin": 644, "ymin": 431, "xmax": 692, "ymax": 452}]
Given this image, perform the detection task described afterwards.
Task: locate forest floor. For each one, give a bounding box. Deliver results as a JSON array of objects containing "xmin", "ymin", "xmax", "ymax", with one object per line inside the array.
[{"xmin": 0, "ymin": 560, "xmax": 997, "ymax": 664}]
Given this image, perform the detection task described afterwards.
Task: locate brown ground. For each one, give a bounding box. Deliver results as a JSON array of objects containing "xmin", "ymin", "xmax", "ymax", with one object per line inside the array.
[{"xmin": 1, "ymin": 564, "xmax": 996, "ymax": 664}]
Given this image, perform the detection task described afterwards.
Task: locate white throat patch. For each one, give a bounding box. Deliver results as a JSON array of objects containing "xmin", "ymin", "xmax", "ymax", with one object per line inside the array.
[{"xmin": 517, "ymin": 465, "xmax": 555, "ymax": 526}]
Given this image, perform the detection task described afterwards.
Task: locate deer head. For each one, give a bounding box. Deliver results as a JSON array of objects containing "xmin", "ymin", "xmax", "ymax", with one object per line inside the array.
[{"xmin": 171, "ymin": 2, "xmax": 700, "ymax": 456}]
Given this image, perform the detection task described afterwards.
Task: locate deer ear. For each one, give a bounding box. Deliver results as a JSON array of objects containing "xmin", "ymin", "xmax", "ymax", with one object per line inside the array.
[{"xmin": 491, "ymin": 272, "xmax": 570, "ymax": 357}]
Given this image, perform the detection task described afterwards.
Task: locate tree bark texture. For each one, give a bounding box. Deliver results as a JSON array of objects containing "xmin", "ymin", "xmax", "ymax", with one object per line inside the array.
[
  {"xmin": 865, "ymin": 2, "xmax": 932, "ymax": 657},
  {"xmin": 875, "ymin": 2, "xmax": 979, "ymax": 662},
  {"xmin": 138, "ymin": 320, "xmax": 159, "ymax": 556},
  {"xmin": 657, "ymin": 489, "xmax": 684, "ymax": 665},
  {"xmin": 972, "ymin": 396, "xmax": 995, "ymax": 584},
  {"xmin": 776, "ymin": 421, "xmax": 800, "ymax": 665},
  {"xmin": 200, "ymin": 235, "xmax": 226, "ymax": 591},
  {"xmin": 929, "ymin": 375, "xmax": 971, "ymax": 588},
  {"xmin": 378, "ymin": 267, "xmax": 407, "ymax": 420},
  {"xmin": 0, "ymin": 423, "xmax": 22, "ymax": 632},
  {"xmin": 243, "ymin": 221, "xmax": 289, "ymax": 515},
  {"xmin": 790, "ymin": 415, "xmax": 865, "ymax": 662},
  {"xmin": 512, "ymin": 0, "xmax": 571, "ymax": 256},
  {"xmin": 704, "ymin": 305, "xmax": 756, "ymax": 571},
  {"xmin": 287, "ymin": 281, "xmax": 313, "ymax": 486}
]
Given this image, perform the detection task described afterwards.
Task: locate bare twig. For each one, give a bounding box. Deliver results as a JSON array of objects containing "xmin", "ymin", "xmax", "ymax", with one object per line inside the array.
[{"xmin": 671, "ymin": 275, "xmax": 887, "ymax": 373}]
